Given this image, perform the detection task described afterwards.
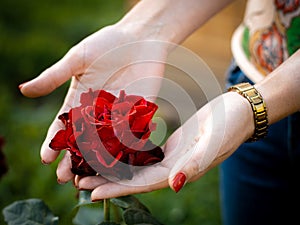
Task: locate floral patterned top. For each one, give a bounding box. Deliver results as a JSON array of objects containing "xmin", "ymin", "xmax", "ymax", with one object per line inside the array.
[{"xmin": 231, "ymin": 0, "xmax": 300, "ymax": 82}]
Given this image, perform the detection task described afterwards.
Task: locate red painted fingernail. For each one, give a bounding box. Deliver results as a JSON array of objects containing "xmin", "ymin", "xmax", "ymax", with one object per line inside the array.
[{"xmin": 172, "ymin": 172, "xmax": 186, "ymax": 193}]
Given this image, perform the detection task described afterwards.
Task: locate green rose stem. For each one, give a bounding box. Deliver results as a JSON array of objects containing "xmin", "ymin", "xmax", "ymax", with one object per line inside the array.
[
  {"xmin": 112, "ymin": 202, "xmax": 122, "ymax": 223},
  {"xmin": 103, "ymin": 198, "xmax": 110, "ymax": 222}
]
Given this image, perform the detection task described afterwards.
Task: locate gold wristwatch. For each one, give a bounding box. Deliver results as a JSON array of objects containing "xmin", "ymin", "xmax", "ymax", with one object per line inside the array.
[{"xmin": 228, "ymin": 82, "xmax": 268, "ymax": 142}]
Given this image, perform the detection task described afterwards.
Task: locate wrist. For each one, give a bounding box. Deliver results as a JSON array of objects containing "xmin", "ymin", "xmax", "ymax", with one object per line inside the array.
[
  {"xmin": 116, "ymin": 0, "xmax": 225, "ymax": 44},
  {"xmin": 228, "ymin": 82, "xmax": 269, "ymax": 142},
  {"xmin": 224, "ymin": 92, "xmax": 255, "ymax": 142},
  {"xmin": 116, "ymin": 0, "xmax": 178, "ymax": 43},
  {"xmin": 115, "ymin": 19, "xmax": 176, "ymax": 43}
]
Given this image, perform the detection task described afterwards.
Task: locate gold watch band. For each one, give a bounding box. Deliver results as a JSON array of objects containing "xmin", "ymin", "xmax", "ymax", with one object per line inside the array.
[{"xmin": 228, "ymin": 82, "xmax": 268, "ymax": 142}]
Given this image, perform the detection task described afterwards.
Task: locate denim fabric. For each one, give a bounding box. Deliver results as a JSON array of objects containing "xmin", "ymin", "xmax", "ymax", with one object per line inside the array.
[{"xmin": 219, "ymin": 61, "xmax": 300, "ymax": 225}]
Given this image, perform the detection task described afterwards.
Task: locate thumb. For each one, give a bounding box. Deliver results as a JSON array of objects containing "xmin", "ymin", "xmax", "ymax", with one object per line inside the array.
[{"xmin": 19, "ymin": 45, "xmax": 84, "ymax": 98}]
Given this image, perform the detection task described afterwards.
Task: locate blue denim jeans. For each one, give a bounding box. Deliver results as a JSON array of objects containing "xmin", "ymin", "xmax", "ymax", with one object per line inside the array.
[{"xmin": 220, "ymin": 60, "xmax": 300, "ymax": 225}]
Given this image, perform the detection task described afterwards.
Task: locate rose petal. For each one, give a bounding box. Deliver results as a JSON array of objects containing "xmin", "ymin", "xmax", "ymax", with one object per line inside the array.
[
  {"xmin": 49, "ymin": 130, "xmax": 70, "ymax": 151},
  {"xmin": 50, "ymin": 89, "xmax": 164, "ymax": 180}
]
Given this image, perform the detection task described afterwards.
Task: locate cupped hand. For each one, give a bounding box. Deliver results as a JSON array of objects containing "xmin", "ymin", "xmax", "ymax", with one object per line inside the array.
[
  {"xmin": 19, "ymin": 23, "xmax": 169, "ymax": 182},
  {"xmin": 76, "ymin": 91, "xmax": 255, "ymax": 201}
]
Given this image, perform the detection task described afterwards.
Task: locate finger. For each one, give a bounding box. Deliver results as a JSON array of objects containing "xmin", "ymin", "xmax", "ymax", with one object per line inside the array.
[
  {"xmin": 78, "ymin": 165, "xmax": 169, "ymax": 192},
  {"xmin": 19, "ymin": 45, "xmax": 84, "ymax": 98},
  {"xmin": 40, "ymin": 80, "xmax": 78, "ymax": 163},
  {"xmin": 78, "ymin": 164, "xmax": 170, "ymax": 200},
  {"xmin": 40, "ymin": 117, "xmax": 65, "ymax": 164},
  {"xmin": 168, "ymin": 134, "xmax": 219, "ymax": 193},
  {"xmin": 77, "ymin": 176, "xmax": 109, "ymax": 190},
  {"xmin": 56, "ymin": 151, "xmax": 74, "ymax": 183},
  {"xmin": 40, "ymin": 107, "xmax": 70, "ymax": 164},
  {"xmin": 90, "ymin": 180, "xmax": 168, "ymax": 201},
  {"xmin": 74, "ymin": 175, "xmax": 80, "ymax": 188}
]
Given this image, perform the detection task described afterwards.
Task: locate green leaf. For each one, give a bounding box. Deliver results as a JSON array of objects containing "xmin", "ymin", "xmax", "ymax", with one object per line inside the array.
[
  {"xmin": 111, "ymin": 196, "xmax": 150, "ymax": 212},
  {"xmin": 2, "ymin": 198, "xmax": 59, "ymax": 225},
  {"xmin": 72, "ymin": 205, "xmax": 104, "ymax": 225},
  {"xmin": 123, "ymin": 208, "xmax": 163, "ymax": 225},
  {"xmin": 74, "ymin": 190, "xmax": 99, "ymax": 209},
  {"xmin": 73, "ymin": 191, "xmax": 104, "ymax": 225}
]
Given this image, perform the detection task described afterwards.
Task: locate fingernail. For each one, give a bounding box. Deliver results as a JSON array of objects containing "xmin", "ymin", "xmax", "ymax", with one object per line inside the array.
[
  {"xmin": 172, "ymin": 172, "xmax": 186, "ymax": 193},
  {"xmin": 92, "ymin": 198, "xmax": 103, "ymax": 202},
  {"xmin": 41, "ymin": 159, "xmax": 49, "ymax": 165},
  {"xmin": 57, "ymin": 178, "xmax": 67, "ymax": 184},
  {"xmin": 72, "ymin": 179, "xmax": 78, "ymax": 188},
  {"xmin": 78, "ymin": 187, "xmax": 88, "ymax": 191},
  {"xmin": 18, "ymin": 82, "xmax": 27, "ymax": 90}
]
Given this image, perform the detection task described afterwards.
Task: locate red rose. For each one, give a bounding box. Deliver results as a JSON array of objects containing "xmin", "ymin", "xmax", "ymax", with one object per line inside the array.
[{"xmin": 49, "ymin": 89, "xmax": 164, "ymax": 179}]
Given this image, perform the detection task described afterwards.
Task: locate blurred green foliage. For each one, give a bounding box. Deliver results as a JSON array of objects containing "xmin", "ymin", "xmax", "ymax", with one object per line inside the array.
[
  {"xmin": 0, "ymin": 0, "xmax": 221, "ymax": 224},
  {"xmin": 0, "ymin": 0, "xmax": 126, "ymax": 224}
]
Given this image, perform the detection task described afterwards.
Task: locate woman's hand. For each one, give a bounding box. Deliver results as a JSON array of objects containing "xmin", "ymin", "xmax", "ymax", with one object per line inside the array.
[
  {"xmin": 76, "ymin": 46, "xmax": 300, "ymax": 200},
  {"xmin": 75, "ymin": 91, "xmax": 254, "ymax": 201},
  {"xmin": 19, "ymin": 23, "xmax": 168, "ymax": 182}
]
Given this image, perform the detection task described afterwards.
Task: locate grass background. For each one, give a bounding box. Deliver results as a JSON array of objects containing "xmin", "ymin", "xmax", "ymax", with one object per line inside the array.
[{"xmin": 0, "ymin": 0, "xmax": 221, "ymax": 224}]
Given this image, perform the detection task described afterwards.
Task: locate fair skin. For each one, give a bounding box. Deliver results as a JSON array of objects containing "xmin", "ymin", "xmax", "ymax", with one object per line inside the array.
[
  {"xmin": 20, "ymin": 0, "xmax": 300, "ymax": 201},
  {"xmin": 74, "ymin": 51, "xmax": 300, "ymax": 200},
  {"xmin": 20, "ymin": 0, "xmax": 232, "ymax": 181}
]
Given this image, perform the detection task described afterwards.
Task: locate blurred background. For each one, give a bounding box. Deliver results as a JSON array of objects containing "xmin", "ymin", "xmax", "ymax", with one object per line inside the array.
[{"xmin": 0, "ymin": 0, "xmax": 245, "ymax": 224}]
